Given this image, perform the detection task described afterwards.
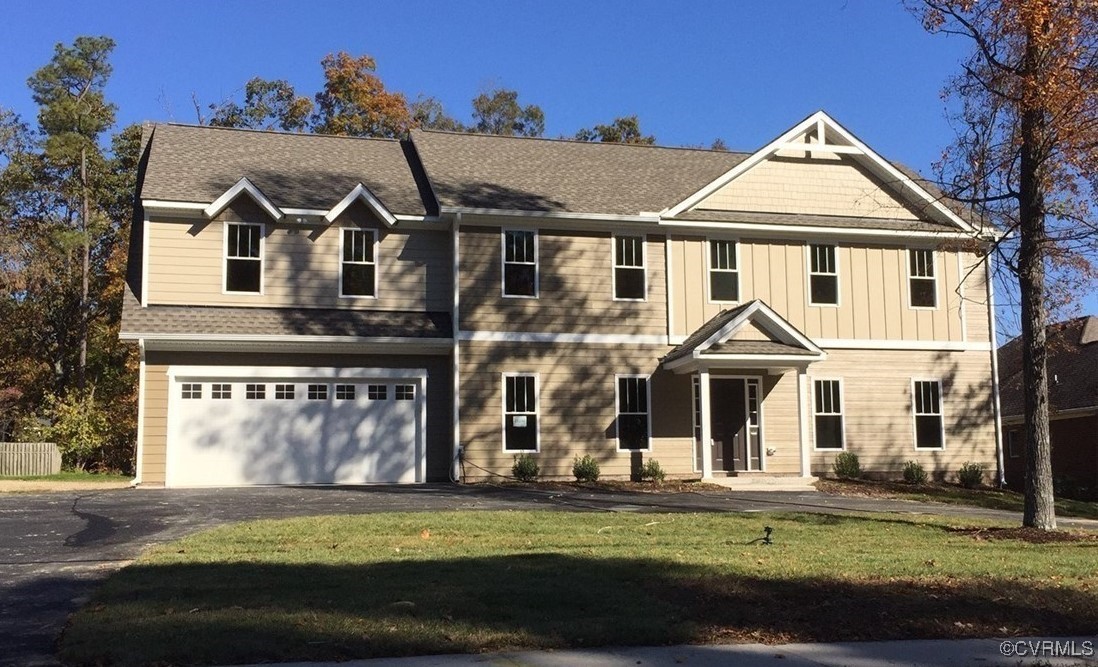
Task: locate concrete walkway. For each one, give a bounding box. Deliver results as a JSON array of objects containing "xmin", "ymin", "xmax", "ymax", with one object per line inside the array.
[{"xmin": 228, "ymin": 637, "xmax": 1098, "ymax": 667}]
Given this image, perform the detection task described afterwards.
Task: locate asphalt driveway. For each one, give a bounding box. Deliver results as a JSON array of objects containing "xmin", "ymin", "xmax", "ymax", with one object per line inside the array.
[{"xmin": 2, "ymin": 483, "xmax": 1095, "ymax": 666}]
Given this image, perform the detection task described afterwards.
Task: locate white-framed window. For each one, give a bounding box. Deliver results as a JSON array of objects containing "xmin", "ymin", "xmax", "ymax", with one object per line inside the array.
[
  {"xmin": 503, "ymin": 373, "xmax": 538, "ymax": 452},
  {"xmin": 211, "ymin": 383, "xmax": 232, "ymax": 400},
  {"xmin": 912, "ymin": 380, "xmax": 945, "ymax": 449},
  {"xmin": 395, "ymin": 385, "xmax": 415, "ymax": 401},
  {"xmin": 274, "ymin": 384, "xmax": 294, "ymax": 400},
  {"xmin": 616, "ymin": 375, "xmax": 651, "ymax": 451},
  {"xmin": 335, "ymin": 384, "xmax": 356, "ymax": 400},
  {"xmin": 502, "ymin": 229, "xmax": 537, "ymax": 297},
  {"xmin": 340, "ymin": 228, "xmax": 377, "ymax": 298},
  {"xmin": 1006, "ymin": 429, "xmax": 1021, "ymax": 458},
  {"xmin": 307, "ymin": 384, "xmax": 328, "ymax": 400},
  {"xmin": 808, "ymin": 244, "xmax": 839, "ymax": 306},
  {"xmin": 613, "ymin": 235, "xmax": 646, "ymax": 300},
  {"xmin": 224, "ymin": 222, "xmax": 263, "ymax": 294},
  {"xmin": 245, "ymin": 384, "xmax": 266, "ymax": 400},
  {"xmin": 367, "ymin": 385, "xmax": 387, "ymax": 400},
  {"xmin": 812, "ymin": 379, "xmax": 844, "ymax": 450},
  {"xmin": 181, "ymin": 383, "xmax": 202, "ymax": 399},
  {"xmin": 708, "ymin": 239, "xmax": 739, "ymax": 303},
  {"xmin": 908, "ymin": 249, "xmax": 937, "ymax": 308}
]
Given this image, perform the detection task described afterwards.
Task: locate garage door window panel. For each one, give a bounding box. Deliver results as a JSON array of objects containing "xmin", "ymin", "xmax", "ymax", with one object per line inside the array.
[
  {"xmin": 308, "ymin": 384, "xmax": 328, "ymax": 400},
  {"xmin": 212, "ymin": 384, "xmax": 232, "ymax": 399},
  {"xmin": 335, "ymin": 385, "xmax": 355, "ymax": 400},
  {"xmin": 181, "ymin": 383, "xmax": 202, "ymax": 399}
]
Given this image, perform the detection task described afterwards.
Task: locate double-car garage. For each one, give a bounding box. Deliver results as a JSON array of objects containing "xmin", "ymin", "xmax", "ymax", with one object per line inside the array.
[{"xmin": 163, "ymin": 367, "xmax": 427, "ymax": 487}]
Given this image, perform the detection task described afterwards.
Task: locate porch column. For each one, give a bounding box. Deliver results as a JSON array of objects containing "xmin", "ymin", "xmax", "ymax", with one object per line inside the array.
[
  {"xmin": 797, "ymin": 368, "xmax": 811, "ymax": 477},
  {"xmin": 699, "ymin": 369, "xmax": 713, "ymax": 479}
]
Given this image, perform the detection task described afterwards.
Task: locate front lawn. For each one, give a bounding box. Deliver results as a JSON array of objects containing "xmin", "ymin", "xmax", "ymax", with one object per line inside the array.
[
  {"xmin": 7, "ymin": 471, "xmax": 132, "ymax": 483},
  {"xmin": 61, "ymin": 511, "xmax": 1098, "ymax": 666},
  {"xmin": 817, "ymin": 478, "xmax": 1098, "ymax": 520}
]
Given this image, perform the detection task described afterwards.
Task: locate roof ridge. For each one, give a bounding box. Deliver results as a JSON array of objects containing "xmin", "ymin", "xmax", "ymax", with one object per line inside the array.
[
  {"xmin": 413, "ymin": 127, "xmax": 751, "ymax": 155},
  {"xmin": 158, "ymin": 122, "xmax": 402, "ymax": 144}
]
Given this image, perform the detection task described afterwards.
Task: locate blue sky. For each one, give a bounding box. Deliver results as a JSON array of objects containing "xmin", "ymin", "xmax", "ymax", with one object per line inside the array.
[{"xmin": 1, "ymin": 0, "xmax": 1072, "ymax": 334}]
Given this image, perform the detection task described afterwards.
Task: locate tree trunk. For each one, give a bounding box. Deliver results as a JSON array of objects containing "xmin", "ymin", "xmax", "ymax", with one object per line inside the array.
[
  {"xmin": 1018, "ymin": 22, "xmax": 1056, "ymax": 531},
  {"xmin": 78, "ymin": 147, "xmax": 89, "ymax": 391}
]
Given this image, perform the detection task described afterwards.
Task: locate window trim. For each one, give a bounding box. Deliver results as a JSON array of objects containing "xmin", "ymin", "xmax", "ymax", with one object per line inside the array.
[
  {"xmin": 1006, "ymin": 429, "xmax": 1021, "ymax": 458},
  {"xmin": 911, "ymin": 378, "xmax": 946, "ymax": 451},
  {"xmin": 500, "ymin": 229, "xmax": 539, "ymax": 299},
  {"xmin": 706, "ymin": 237, "xmax": 741, "ymax": 304},
  {"xmin": 807, "ymin": 243, "xmax": 841, "ymax": 308},
  {"xmin": 907, "ymin": 248, "xmax": 938, "ymax": 310},
  {"xmin": 222, "ymin": 221, "xmax": 265, "ymax": 295},
  {"xmin": 615, "ymin": 373, "xmax": 652, "ymax": 452},
  {"xmin": 338, "ymin": 227, "xmax": 379, "ymax": 299},
  {"xmin": 501, "ymin": 372, "xmax": 540, "ymax": 453},
  {"xmin": 811, "ymin": 377, "xmax": 846, "ymax": 451},
  {"xmin": 611, "ymin": 234, "xmax": 648, "ymax": 302}
]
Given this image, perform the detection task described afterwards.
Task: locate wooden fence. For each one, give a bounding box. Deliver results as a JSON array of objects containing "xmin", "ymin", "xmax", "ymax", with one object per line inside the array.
[{"xmin": 0, "ymin": 442, "xmax": 62, "ymax": 476}]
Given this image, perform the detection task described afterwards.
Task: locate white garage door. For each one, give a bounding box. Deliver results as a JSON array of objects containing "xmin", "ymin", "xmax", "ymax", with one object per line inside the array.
[{"xmin": 166, "ymin": 367, "xmax": 424, "ymax": 487}]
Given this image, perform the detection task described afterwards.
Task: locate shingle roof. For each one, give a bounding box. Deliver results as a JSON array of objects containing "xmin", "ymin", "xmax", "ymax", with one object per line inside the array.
[
  {"xmin": 662, "ymin": 302, "xmax": 755, "ymax": 364},
  {"xmin": 706, "ymin": 340, "xmax": 820, "ymax": 356},
  {"xmin": 669, "ymin": 209, "xmax": 955, "ymax": 232},
  {"xmin": 411, "ymin": 129, "xmax": 749, "ymax": 215},
  {"xmin": 998, "ymin": 316, "xmax": 1098, "ymax": 416},
  {"xmin": 120, "ymin": 288, "xmax": 451, "ymax": 339},
  {"xmin": 140, "ymin": 124, "xmax": 431, "ymax": 215}
]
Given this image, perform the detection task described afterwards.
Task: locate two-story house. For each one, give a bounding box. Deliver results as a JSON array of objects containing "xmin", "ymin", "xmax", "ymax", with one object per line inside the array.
[{"xmin": 121, "ymin": 111, "xmax": 1003, "ymax": 487}]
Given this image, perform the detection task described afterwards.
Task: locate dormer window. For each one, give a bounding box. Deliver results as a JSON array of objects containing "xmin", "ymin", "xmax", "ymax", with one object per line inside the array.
[
  {"xmin": 224, "ymin": 222, "xmax": 263, "ymax": 293},
  {"xmin": 341, "ymin": 228, "xmax": 377, "ymax": 298}
]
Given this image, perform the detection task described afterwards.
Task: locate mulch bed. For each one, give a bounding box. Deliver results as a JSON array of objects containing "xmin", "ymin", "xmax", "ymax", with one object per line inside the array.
[{"xmin": 947, "ymin": 526, "xmax": 1098, "ymax": 543}]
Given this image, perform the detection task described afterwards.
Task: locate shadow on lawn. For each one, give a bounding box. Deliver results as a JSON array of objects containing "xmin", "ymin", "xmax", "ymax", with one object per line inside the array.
[{"xmin": 60, "ymin": 553, "xmax": 1098, "ymax": 666}]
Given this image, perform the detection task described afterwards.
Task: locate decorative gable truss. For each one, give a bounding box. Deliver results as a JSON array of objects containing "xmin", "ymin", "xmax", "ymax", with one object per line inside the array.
[
  {"xmin": 192, "ymin": 178, "xmax": 399, "ymax": 226},
  {"xmin": 204, "ymin": 177, "xmax": 284, "ymax": 222},
  {"xmin": 324, "ymin": 182, "xmax": 398, "ymax": 226},
  {"xmin": 663, "ymin": 300, "xmax": 826, "ymax": 373},
  {"xmin": 663, "ymin": 111, "xmax": 981, "ymax": 235}
]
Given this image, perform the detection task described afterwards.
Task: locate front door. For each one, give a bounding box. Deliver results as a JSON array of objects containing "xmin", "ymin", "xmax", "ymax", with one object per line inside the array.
[
  {"xmin": 708, "ymin": 377, "xmax": 763, "ymax": 472},
  {"xmin": 710, "ymin": 379, "xmax": 747, "ymax": 471}
]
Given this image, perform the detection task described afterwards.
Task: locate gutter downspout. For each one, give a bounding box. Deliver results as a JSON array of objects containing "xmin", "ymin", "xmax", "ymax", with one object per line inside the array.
[
  {"xmin": 451, "ymin": 212, "xmax": 463, "ymax": 483},
  {"xmin": 985, "ymin": 255, "xmax": 1006, "ymax": 487}
]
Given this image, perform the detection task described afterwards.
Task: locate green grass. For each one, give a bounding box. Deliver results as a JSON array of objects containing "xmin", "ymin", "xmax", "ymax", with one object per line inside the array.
[
  {"xmin": 5, "ymin": 471, "xmax": 132, "ymax": 482},
  {"xmin": 818, "ymin": 479, "xmax": 1098, "ymax": 520},
  {"xmin": 60, "ymin": 511, "xmax": 1098, "ymax": 666}
]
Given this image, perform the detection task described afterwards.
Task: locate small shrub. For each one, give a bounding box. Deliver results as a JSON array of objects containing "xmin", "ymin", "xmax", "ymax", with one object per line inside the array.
[
  {"xmin": 511, "ymin": 453, "xmax": 540, "ymax": 482},
  {"xmin": 572, "ymin": 454, "xmax": 600, "ymax": 482},
  {"xmin": 832, "ymin": 452, "xmax": 862, "ymax": 480},
  {"xmin": 640, "ymin": 459, "xmax": 666, "ymax": 483},
  {"xmin": 957, "ymin": 461, "xmax": 985, "ymax": 489},
  {"xmin": 902, "ymin": 460, "xmax": 928, "ymax": 485}
]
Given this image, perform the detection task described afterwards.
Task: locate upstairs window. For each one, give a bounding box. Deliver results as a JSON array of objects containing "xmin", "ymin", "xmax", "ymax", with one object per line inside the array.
[
  {"xmin": 616, "ymin": 376, "xmax": 650, "ymax": 451},
  {"xmin": 613, "ymin": 235, "xmax": 646, "ymax": 300},
  {"xmin": 913, "ymin": 380, "xmax": 945, "ymax": 449},
  {"xmin": 709, "ymin": 239, "xmax": 739, "ymax": 302},
  {"xmin": 225, "ymin": 223, "xmax": 263, "ymax": 293},
  {"xmin": 813, "ymin": 379, "xmax": 844, "ymax": 450},
  {"xmin": 809, "ymin": 244, "xmax": 839, "ymax": 305},
  {"xmin": 909, "ymin": 249, "xmax": 937, "ymax": 308},
  {"xmin": 503, "ymin": 374, "xmax": 538, "ymax": 451},
  {"xmin": 341, "ymin": 228, "xmax": 377, "ymax": 297},
  {"xmin": 502, "ymin": 230, "xmax": 537, "ymax": 297}
]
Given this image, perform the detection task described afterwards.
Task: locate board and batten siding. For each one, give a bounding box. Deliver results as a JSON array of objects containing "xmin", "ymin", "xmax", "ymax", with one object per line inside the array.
[
  {"xmin": 137, "ymin": 351, "xmax": 453, "ymax": 486},
  {"xmin": 145, "ymin": 198, "xmax": 451, "ymax": 311},
  {"xmin": 807, "ymin": 349, "xmax": 997, "ymax": 476},
  {"xmin": 458, "ymin": 225, "xmax": 667, "ymax": 335},
  {"xmin": 670, "ymin": 237, "xmax": 979, "ymax": 343},
  {"xmin": 458, "ymin": 341, "xmax": 694, "ymax": 480}
]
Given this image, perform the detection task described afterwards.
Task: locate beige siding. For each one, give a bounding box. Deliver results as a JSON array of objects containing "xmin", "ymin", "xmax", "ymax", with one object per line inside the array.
[
  {"xmin": 757, "ymin": 372, "xmax": 801, "ymax": 474},
  {"xmin": 458, "ymin": 341, "xmax": 694, "ymax": 480},
  {"xmin": 695, "ymin": 154, "xmax": 921, "ymax": 220},
  {"xmin": 140, "ymin": 364, "xmax": 169, "ymax": 486},
  {"xmin": 671, "ymin": 236, "xmax": 970, "ymax": 343},
  {"xmin": 808, "ymin": 349, "xmax": 997, "ymax": 477},
  {"xmin": 730, "ymin": 320, "xmax": 772, "ymax": 341},
  {"xmin": 146, "ymin": 199, "xmax": 450, "ymax": 311},
  {"xmin": 962, "ymin": 253, "xmax": 991, "ymax": 343},
  {"xmin": 459, "ymin": 226, "xmax": 667, "ymax": 335},
  {"xmin": 139, "ymin": 351, "xmax": 453, "ymax": 485}
]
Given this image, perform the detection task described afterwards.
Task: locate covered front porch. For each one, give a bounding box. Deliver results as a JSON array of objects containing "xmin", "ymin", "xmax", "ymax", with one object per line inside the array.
[{"xmin": 663, "ymin": 300, "xmax": 826, "ymax": 480}]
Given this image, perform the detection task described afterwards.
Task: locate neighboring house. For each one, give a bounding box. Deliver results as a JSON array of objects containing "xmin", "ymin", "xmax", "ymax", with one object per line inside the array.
[
  {"xmin": 121, "ymin": 111, "xmax": 1002, "ymax": 488},
  {"xmin": 998, "ymin": 316, "xmax": 1098, "ymax": 498}
]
